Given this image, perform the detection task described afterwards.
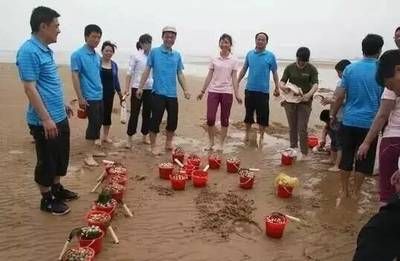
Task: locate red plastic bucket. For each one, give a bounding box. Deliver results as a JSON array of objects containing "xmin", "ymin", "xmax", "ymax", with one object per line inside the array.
[
  {"xmin": 77, "ymin": 108, "xmax": 87, "ymax": 119},
  {"xmin": 187, "ymin": 157, "xmax": 201, "ymax": 168},
  {"xmin": 192, "ymin": 170, "xmax": 208, "ymax": 187},
  {"xmin": 104, "ymin": 183, "xmax": 126, "ymax": 202},
  {"xmin": 170, "ymin": 174, "xmax": 186, "ymax": 190},
  {"xmin": 106, "ymin": 173, "xmax": 128, "ymax": 186},
  {"xmin": 92, "ymin": 199, "xmax": 118, "ymax": 218},
  {"xmin": 281, "ymin": 154, "xmax": 294, "ymax": 166},
  {"xmin": 79, "ymin": 229, "xmax": 105, "ymax": 255},
  {"xmin": 62, "ymin": 247, "xmax": 95, "ymax": 261},
  {"xmin": 265, "ymin": 213, "xmax": 288, "ymax": 239},
  {"xmin": 208, "ymin": 156, "xmax": 222, "ymax": 169},
  {"xmin": 239, "ymin": 176, "xmax": 254, "ymax": 189},
  {"xmin": 159, "ymin": 163, "xmax": 174, "ymax": 180},
  {"xmin": 277, "ymin": 185, "xmax": 294, "ymax": 198},
  {"xmin": 308, "ymin": 136, "xmax": 319, "ymax": 148},
  {"xmin": 86, "ymin": 210, "xmax": 111, "ymax": 232},
  {"xmin": 226, "ymin": 159, "xmax": 240, "ymax": 173},
  {"xmin": 106, "ymin": 165, "xmax": 128, "ymax": 176},
  {"xmin": 183, "ymin": 164, "xmax": 195, "ymax": 180}
]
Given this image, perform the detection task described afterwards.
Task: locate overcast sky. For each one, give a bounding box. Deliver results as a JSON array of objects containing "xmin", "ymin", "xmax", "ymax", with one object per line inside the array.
[{"xmin": 1, "ymin": 0, "xmax": 399, "ymax": 60}]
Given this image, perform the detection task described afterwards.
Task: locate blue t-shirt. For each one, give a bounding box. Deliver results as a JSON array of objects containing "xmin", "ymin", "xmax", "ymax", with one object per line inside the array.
[
  {"xmin": 147, "ymin": 45, "xmax": 184, "ymax": 98},
  {"xmin": 71, "ymin": 45, "xmax": 102, "ymax": 101},
  {"xmin": 244, "ymin": 49, "xmax": 277, "ymax": 93},
  {"xmin": 16, "ymin": 36, "xmax": 66, "ymax": 125},
  {"xmin": 341, "ymin": 58, "xmax": 383, "ymax": 129}
]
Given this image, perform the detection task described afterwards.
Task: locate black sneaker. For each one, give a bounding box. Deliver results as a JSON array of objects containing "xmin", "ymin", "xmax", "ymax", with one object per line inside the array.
[
  {"xmin": 52, "ymin": 184, "xmax": 79, "ymax": 201},
  {"xmin": 40, "ymin": 197, "xmax": 71, "ymax": 216}
]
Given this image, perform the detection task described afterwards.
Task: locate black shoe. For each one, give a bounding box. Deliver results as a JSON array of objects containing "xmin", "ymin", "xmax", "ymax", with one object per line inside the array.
[
  {"xmin": 52, "ymin": 184, "xmax": 79, "ymax": 201},
  {"xmin": 40, "ymin": 197, "xmax": 71, "ymax": 216}
]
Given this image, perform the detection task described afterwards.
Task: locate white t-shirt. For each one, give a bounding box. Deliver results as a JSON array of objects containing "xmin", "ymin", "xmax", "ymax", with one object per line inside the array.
[
  {"xmin": 382, "ymin": 88, "xmax": 400, "ymax": 138},
  {"xmin": 127, "ymin": 50, "xmax": 153, "ymax": 89}
]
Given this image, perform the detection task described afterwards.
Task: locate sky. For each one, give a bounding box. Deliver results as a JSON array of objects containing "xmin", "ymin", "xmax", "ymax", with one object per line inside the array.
[{"xmin": 0, "ymin": 0, "xmax": 399, "ymax": 61}]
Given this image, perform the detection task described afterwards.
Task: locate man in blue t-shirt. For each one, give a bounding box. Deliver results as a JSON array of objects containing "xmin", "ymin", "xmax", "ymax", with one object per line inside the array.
[
  {"xmin": 137, "ymin": 26, "xmax": 191, "ymax": 155},
  {"xmin": 16, "ymin": 6, "xmax": 78, "ymax": 216},
  {"xmin": 71, "ymin": 24, "xmax": 104, "ymax": 166},
  {"xmin": 238, "ymin": 32, "xmax": 280, "ymax": 147},
  {"xmin": 331, "ymin": 34, "xmax": 384, "ymax": 198}
]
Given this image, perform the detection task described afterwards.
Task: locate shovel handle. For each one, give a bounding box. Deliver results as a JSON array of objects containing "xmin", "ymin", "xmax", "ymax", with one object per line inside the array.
[
  {"xmin": 248, "ymin": 168, "xmax": 260, "ymax": 172},
  {"xmin": 203, "ymin": 165, "xmax": 210, "ymax": 172},
  {"xmin": 108, "ymin": 226, "xmax": 120, "ymax": 244},
  {"xmin": 91, "ymin": 180, "xmax": 102, "ymax": 193},
  {"xmin": 123, "ymin": 203, "xmax": 133, "ymax": 217},
  {"xmin": 96, "ymin": 170, "xmax": 106, "ymax": 182},
  {"xmin": 174, "ymin": 158, "xmax": 184, "ymax": 167},
  {"xmin": 58, "ymin": 240, "xmax": 70, "ymax": 260},
  {"xmin": 285, "ymin": 214, "xmax": 301, "ymax": 223},
  {"xmin": 102, "ymin": 159, "xmax": 115, "ymax": 165}
]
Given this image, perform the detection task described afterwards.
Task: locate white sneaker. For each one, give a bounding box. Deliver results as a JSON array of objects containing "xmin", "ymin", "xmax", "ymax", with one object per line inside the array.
[{"xmin": 84, "ymin": 156, "xmax": 98, "ymax": 166}]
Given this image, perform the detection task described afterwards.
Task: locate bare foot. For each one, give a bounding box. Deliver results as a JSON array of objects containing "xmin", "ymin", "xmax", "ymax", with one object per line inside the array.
[
  {"xmin": 84, "ymin": 156, "xmax": 99, "ymax": 166},
  {"xmin": 165, "ymin": 141, "xmax": 174, "ymax": 151},
  {"xmin": 151, "ymin": 147, "xmax": 163, "ymax": 156},
  {"xmin": 102, "ymin": 137, "xmax": 113, "ymax": 144},
  {"xmin": 257, "ymin": 136, "xmax": 264, "ymax": 149},
  {"xmin": 204, "ymin": 145, "xmax": 214, "ymax": 151},
  {"xmin": 215, "ymin": 144, "xmax": 224, "ymax": 152},
  {"xmin": 93, "ymin": 151, "xmax": 106, "ymax": 157},
  {"xmin": 321, "ymin": 159, "xmax": 334, "ymax": 164},
  {"xmin": 328, "ymin": 166, "xmax": 340, "ymax": 172},
  {"xmin": 142, "ymin": 135, "xmax": 150, "ymax": 144},
  {"xmin": 94, "ymin": 139, "xmax": 102, "ymax": 146}
]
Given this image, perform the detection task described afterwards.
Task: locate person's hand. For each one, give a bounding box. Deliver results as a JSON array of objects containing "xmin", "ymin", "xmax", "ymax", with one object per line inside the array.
[
  {"xmin": 320, "ymin": 97, "xmax": 331, "ymax": 106},
  {"xmin": 329, "ymin": 116, "xmax": 337, "ymax": 130},
  {"xmin": 42, "ymin": 118, "xmax": 58, "ymax": 139},
  {"xmin": 78, "ymin": 98, "xmax": 89, "ymax": 110},
  {"xmin": 184, "ymin": 90, "xmax": 191, "ymax": 100},
  {"xmin": 391, "ymin": 170, "xmax": 400, "ymax": 192},
  {"xmin": 136, "ymin": 88, "xmax": 143, "ymax": 99},
  {"xmin": 319, "ymin": 140, "xmax": 326, "ymax": 148},
  {"xmin": 65, "ymin": 105, "xmax": 74, "ymax": 118},
  {"xmin": 301, "ymin": 94, "xmax": 311, "ymax": 102},
  {"xmin": 273, "ymin": 88, "xmax": 280, "ymax": 97},
  {"xmin": 280, "ymin": 84, "xmax": 290, "ymax": 93},
  {"xmin": 197, "ymin": 92, "xmax": 204, "ymax": 101},
  {"xmin": 235, "ymin": 95, "xmax": 243, "ymax": 104},
  {"xmin": 357, "ymin": 142, "xmax": 371, "ymax": 160}
]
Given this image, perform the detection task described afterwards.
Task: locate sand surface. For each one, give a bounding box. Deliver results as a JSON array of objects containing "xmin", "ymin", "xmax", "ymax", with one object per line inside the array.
[{"xmin": 0, "ymin": 63, "xmax": 379, "ymax": 261}]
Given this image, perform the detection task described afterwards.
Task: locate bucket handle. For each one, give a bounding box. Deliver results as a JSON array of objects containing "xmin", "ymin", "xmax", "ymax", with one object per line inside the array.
[{"xmin": 239, "ymin": 176, "xmax": 254, "ymax": 186}]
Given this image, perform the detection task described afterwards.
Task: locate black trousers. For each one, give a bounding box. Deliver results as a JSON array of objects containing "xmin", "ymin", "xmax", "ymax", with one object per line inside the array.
[{"xmin": 127, "ymin": 89, "xmax": 152, "ymax": 136}]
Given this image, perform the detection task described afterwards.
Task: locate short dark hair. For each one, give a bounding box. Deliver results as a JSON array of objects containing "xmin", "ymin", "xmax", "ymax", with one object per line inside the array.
[
  {"xmin": 162, "ymin": 31, "xmax": 177, "ymax": 37},
  {"xmin": 255, "ymin": 32, "xmax": 269, "ymax": 42},
  {"xmin": 335, "ymin": 59, "xmax": 351, "ymax": 72},
  {"xmin": 219, "ymin": 33, "xmax": 233, "ymax": 46},
  {"xmin": 296, "ymin": 47, "xmax": 310, "ymax": 62},
  {"xmin": 395, "ymin": 26, "xmax": 400, "ymax": 33},
  {"xmin": 30, "ymin": 6, "xmax": 60, "ymax": 33},
  {"xmin": 136, "ymin": 34, "xmax": 152, "ymax": 50},
  {"xmin": 101, "ymin": 41, "xmax": 117, "ymax": 52},
  {"xmin": 320, "ymin": 109, "xmax": 330, "ymax": 123},
  {"xmin": 376, "ymin": 49, "xmax": 400, "ymax": 87},
  {"xmin": 84, "ymin": 24, "xmax": 102, "ymax": 37},
  {"xmin": 362, "ymin": 34, "xmax": 384, "ymax": 56}
]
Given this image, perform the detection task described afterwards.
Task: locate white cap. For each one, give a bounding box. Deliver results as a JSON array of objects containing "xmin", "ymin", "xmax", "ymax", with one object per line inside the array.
[{"xmin": 162, "ymin": 26, "xmax": 177, "ymax": 34}]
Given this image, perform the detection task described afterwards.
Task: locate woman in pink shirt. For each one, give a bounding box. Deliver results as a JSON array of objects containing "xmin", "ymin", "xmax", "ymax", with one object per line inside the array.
[
  {"xmin": 197, "ymin": 33, "xmax": 242, "ymax": 151},
  {"xmin": 358, "ymin": 88, "xmax": 400, "ymax": 205}
]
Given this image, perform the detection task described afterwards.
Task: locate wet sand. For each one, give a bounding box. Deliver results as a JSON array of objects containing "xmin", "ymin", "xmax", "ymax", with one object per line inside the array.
[{"xmin": 0, "ymin": 63, "xmax": 379, "ymax": 261}]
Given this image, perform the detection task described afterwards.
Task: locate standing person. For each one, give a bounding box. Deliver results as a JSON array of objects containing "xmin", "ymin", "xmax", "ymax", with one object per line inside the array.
[
  {"xmin": 238, "ymin": 32, "xmax": 280, "ymax": 147},
  {"xmin": 16, "ymin": 6, "xmax": 78, "ymax": 215},
  {"xmin": 197, "ymin": 33, "xmax": 242, "ymax": 151},
  {"xmin": 357, "ymin": 49, "xmax": 400, "ymax": 205},
  {"xmin": 125, "ymin": 34, "xmax": 153, "ymax": 148},
  {"xmin": 395, "ymin": 26, "xmax": 400, "ymax": 49},
  {"xmin": 319, "ymin": 59, "xmax": 351, "ymax": 171},
  {"xmin": 280, "ymin": 47, "xmax": 319, "ymax": 160},
  {"xmin": 331, "ymin": 34, "xmax": 384, "ymax": 198},
  {"xmin": 136, "ymin": 26, "xmax": 191, "ymax": 155},
  {"xmin": 100, "ymin": 41, "xmax": 123, "ymax": 144},
  {"xmin": 71, "ymin": 24, "xmax": 103, "ymax": 166}
]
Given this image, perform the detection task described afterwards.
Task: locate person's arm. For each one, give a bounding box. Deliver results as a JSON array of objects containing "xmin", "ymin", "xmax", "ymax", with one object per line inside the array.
[
  {"xmin": 136, "ymin": 66, "xmax": 150, "ymax": 98},
  {"xmin": 124, "ymin": 55, "xmax": 136, "ymax": 96},
  {"xmin": 330, "ymin": 87, "xmax": 345, "ymax": 120},
  {"xmin": 279, "ymin": 66, "xmax": 290, "ymax": 93},
  {"xmin": 23, "ymin": 81, "xmax": 58, "ymax": 139},
  {"xmin": 113, "ymin": 62, "xmax": 123, "ymax": 102},
  {"xmin": 177, "ymin": 72, "xmax": 190, "ymax": 99},
  {"xmin": 232, "ymin": 70, "xmax": 242, "ymax": 104},
  {"xmin": 71, "ymin": 71, "xmax": 87, "ymax": 109},
  {"xmin": 357, "ymin": 99, "xmax": 396, "ymax": 159},
  {"xmin": 272, "ymin": 70, "xmax": 280, "ymax": 97},
  {"xmin": 197, "ymin": 69, "xmax": 213, "ymax": 100},
  {"xmin": 238, "ymin": 53, "xmax": 249, "ymax": 84},
  {"xmin": 125, "ymin": 74, "xmax": 132, "ymax": 96},
  {"xmin": 319, "ymin": 124, "xmax": 329, "ymax": 148},
  {"xmin": 303, "ymin": 66, "xmax": 319, "ymax": 101}
]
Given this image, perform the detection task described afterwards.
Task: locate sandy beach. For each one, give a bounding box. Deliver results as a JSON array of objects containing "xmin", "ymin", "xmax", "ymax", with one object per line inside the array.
[{"xmin": 0, "ymin": 62, "xmax": 379, "ymax": 261}]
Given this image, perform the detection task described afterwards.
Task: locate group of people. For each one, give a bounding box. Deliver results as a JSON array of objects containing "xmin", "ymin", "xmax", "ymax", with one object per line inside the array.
[{"xmin": 13, "ymin": 4, "xmax": 400, "ymax": 260}]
